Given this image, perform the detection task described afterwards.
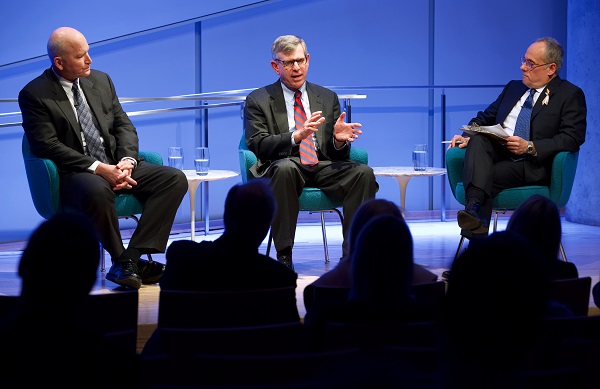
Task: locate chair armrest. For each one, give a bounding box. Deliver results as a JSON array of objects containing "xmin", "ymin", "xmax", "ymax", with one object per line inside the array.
[
  {"xmin": 549, "ymin": 151, "xmax": 579, "ymax": 208},
  {"xmin": 445, "ymin": 147, "xmax": 466, "ymax": 199},
  {"xmin": 238, "ymin": 149, "xmax": 257, "ymax": 183},
  {"xmin": 350, "ymin": 147, "xmax": 368, "ymax": 165},
  {"xmin": 139, "ymin": 151, "xmax": 163, "ymax": 166}
]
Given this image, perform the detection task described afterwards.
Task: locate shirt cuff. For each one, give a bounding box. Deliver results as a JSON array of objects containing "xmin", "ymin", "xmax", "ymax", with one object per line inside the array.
[
  {"xmin": 88, "ymin": 161, "xmax": 100, "ymax": 174},
  {"xmin": 120, "ymin": 157, "xmax": 138, "ymax": 169},
  {"xmin": 333, "ymin": 138, "xmax": 348, "ymax": 150}
]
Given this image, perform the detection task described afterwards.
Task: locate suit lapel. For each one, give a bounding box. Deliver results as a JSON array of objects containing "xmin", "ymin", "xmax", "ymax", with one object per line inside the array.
[
  {"xmin": 267, "ymin": 82, "xmax": 289, "ymax": 135},
  {"xmin": 46, "ymin": 69, "xmax": 84, "ymax": 149},
  {"xmin": 532, "ymin": 76, "xmax": 561, "ymax": 120}
]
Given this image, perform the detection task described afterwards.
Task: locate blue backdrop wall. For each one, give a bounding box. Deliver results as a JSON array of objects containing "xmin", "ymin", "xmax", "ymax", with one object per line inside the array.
[{"xmin": 2, "ymin": 0, "xmax": 592, "ymax": 244}]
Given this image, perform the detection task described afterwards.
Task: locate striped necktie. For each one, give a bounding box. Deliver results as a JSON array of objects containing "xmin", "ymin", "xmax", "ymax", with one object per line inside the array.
[
  {"xmin": 294, "ymin": 90, "xmax": 318, "ymax": 166},
  {"xmin": 72, "ymin": 81, "xmax": 109, "ymax": 163}
]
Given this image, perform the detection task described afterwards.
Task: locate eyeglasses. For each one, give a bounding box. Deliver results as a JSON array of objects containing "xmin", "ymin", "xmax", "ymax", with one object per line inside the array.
[
  {"xmin": 275, "ymin": 57, "xmax": 307, "ymax": 69},
  {"xmin": 520, "ymin": 56, "xmax": 551, "ymax": 71}
]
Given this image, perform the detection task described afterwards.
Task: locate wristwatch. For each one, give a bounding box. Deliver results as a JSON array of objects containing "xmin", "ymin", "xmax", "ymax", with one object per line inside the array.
[{"xmin": 527, "ymin": 141, "xmax": 534, "ymax": 154}]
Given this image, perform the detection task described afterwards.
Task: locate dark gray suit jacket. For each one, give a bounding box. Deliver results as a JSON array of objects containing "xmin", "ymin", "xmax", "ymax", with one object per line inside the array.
[
  {"xmin": 19, "ymin": 68, "xmax": 139, "ymax": 172},
  {"xmin": 244, "ymin": 80, "xmax": 350, "ymax": 177}
]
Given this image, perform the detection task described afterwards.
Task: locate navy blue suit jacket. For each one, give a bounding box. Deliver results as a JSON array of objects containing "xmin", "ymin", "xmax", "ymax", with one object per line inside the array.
[{"xmin": 468, "ymin": 77, "xmax": 586, "ymax": 177}]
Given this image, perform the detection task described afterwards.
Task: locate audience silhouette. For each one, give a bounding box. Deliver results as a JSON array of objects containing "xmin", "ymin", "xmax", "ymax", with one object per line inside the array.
[
  {"xmin": 142, "ymin": 179, "xmax": 298, "ymax": 358},
  {"xmin": 303, "ymin": 198, "xmax": 437, "ymax": 312},
  {"xmin": 159, "ymin": 178, "xmax": 297, "ymax": 290},
  {"xmin": 506, "ymin": 194, "xmax": 578, "ymax": 280},
  {"xmin": 304, "ymin": 214, "xmax": 434, "ymax": 351},
  {"xmin": 441, "ymin": 230, "xmax": 569, "ymax": 388},
  {"xmin": 0, "ymin": 212, "xmax": 138, "ymax": 388}
]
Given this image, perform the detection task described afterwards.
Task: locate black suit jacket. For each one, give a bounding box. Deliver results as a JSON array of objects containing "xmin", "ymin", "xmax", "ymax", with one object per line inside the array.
[
  {"xmin": 244, "ymin": 80, "xmax": 350, "ymax": 177},
  {"xmin": 468, "ymin": 77, "xmax": 586, "ymax": 178},
  {"xmin": 19, "ymin": 68, "xmax": 139, "ymax": 172}
]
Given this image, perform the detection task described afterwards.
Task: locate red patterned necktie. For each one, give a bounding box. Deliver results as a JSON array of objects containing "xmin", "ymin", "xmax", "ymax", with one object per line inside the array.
[{"xmin": 294, "ymin": 90, "xmax": 318, "ymax": 166}]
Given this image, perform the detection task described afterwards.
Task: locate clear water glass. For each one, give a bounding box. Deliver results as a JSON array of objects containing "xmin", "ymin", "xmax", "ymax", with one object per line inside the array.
[
  {"xmin": 413, "ymin": 144, "xmax": 427, "ymax": 171},
  {"xmin": 195, "ymin": 147, "xmax": 209, "ymax": 175},
  {"xmin": 168, "ymin": 147, "xmax": 184, "ymax": 170}
]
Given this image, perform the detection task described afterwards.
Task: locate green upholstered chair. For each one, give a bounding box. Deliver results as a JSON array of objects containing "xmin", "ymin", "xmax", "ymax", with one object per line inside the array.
[
  {"xmin": 446, "ymin": 146, "xmax": 579, "ymax": 261},
  {"xmin": 21, "ymin": 134, "xmax": 163, "ymax": 271},
  {"xmin": 238, "ymin": 134, "xmax": 368, "ymax": 263}
]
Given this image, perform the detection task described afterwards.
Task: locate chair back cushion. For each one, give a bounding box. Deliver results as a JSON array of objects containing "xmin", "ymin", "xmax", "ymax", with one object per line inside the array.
[
  {"xmin": 22, "ymin": 134, "xmax": 62, "ymax": 218},
  {"xmin": 158, "ymin": 286, "xmax": 300, "ymax": 328},
  {"xmin": 0, "ymin": 290, "xmax": 138, "ymax": 354},
  {"xmin": 548, "ymin": 276, "xmax": 592, "ymax": 317},
  {"xmin": 156, "ymin": 322, "xmax": 306, "ymax": 355}
]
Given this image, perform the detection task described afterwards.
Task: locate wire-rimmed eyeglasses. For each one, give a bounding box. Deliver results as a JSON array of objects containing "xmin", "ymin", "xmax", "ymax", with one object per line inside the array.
[
  {"xmin": 520, "ymin": 56, "xmax": 551, "ymax": 71},
  {"xmin": 275, "ymin": 57, "xmax": 307, "ymax": 69}
]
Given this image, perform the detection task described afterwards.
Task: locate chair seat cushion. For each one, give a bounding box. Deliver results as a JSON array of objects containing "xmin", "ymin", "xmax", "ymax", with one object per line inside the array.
[
  {"xmin": 115, "ymin": 193, "xmax": 145, "ymax": 216},
  {"xmin": 299, "ymin": 187, "xmax": 342, "ymax": 210},
  {"xmin": 455, "ymin": 183, "xmax": 550, "ymax": 209}
]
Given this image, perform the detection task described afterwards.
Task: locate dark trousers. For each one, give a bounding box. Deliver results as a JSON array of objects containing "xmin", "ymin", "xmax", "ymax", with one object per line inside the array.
[
  {"xmin": 462, "ymin": 135, "xmax": 548, "ymax": 224},
  {"xmin": 60, "ymin": 162, "xmax": 188, "ymax": 260},
  {"xmin": 266, "ymin": 157, "xmax": 378, "ymax": 256}
]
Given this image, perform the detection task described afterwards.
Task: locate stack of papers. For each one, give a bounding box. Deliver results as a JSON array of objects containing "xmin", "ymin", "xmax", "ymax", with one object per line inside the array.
[{"xmin": 460, "ymin": 124, "xmax": 509, "ymax": 143}]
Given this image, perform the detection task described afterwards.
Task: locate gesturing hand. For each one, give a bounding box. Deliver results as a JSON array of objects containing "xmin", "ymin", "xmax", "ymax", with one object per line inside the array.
[{"xmin": 333, "ymin": 112, "xmax": 363, "ymax": 143}]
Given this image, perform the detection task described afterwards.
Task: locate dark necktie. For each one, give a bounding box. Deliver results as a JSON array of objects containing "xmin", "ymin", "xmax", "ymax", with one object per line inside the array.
[
  {"xmin": 72, "ymin": 81, "xmax": 109, "ymax": 163},
  {"xmin": 514, "ymin": 89, "xmax": 535, "ymax": 141},
  {"xmin": 294, "ymin": 90, "xmax": 318, "ymax": 166}
]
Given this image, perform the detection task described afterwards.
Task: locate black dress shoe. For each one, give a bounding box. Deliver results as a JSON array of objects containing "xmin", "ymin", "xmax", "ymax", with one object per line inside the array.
[
  {"xmin": 457, "ymin": 202, "xmax": 488, "ymax": 232},
  {"xmin": 137, "ymin": 258, "xmax": 165, "ymax": 284},
  {"xmin": 277, "ymin": 252, "xmax": 294, "ymax": 271},
  {"xmin": 106, "ymin": 259, "xmax": 142, "ymax": 289}
]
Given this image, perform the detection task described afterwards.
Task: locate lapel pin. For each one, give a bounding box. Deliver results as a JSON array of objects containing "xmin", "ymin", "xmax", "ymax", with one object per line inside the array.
[{"xmin": 542, "ymin": 88, "xmax": 550, "ymax": 105}]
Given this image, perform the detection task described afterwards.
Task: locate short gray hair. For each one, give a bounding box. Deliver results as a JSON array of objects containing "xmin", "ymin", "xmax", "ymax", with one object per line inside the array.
[
  {"xmin": 271, "ymin": 35, "xmax": 307, "ymax": 60},
  {"xmin": 537, "ymin": 36, "xmax": 564, "ymax": 73}
]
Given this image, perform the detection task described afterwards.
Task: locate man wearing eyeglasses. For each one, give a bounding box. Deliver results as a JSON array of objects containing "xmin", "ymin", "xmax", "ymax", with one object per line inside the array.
[
  {"xmin": 244, "ymin": 35, "xmax": 378, "ymax": 270},
  {"xmin": 448, "ymin": 36, "xmax": 586, "ymax": 238}
]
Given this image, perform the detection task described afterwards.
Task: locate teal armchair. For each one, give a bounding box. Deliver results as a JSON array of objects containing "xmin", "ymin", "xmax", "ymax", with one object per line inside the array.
[
  {"xmin": 238, "ymin": 134, "xmax": 368, "ymax": 263},
  {"xmin": 22, "ymin": 134, "xmax": 163, "ymax": 271},
  {"xmin": 446, "ymin": 146, "xmax": 579, "ymax": 260}
]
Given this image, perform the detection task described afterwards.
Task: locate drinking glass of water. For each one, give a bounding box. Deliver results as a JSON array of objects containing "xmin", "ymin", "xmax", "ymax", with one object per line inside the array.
[
  {"xmin": 195, "ymin": 147, "xmax": 210, "ymax": 176},
  {"xmin": 168, "ymin": 147, "xmax": 184, "ymax": 170},
  {"xmin": 412, "ymin": 144, "xmax": 427, "ymax": 171}
]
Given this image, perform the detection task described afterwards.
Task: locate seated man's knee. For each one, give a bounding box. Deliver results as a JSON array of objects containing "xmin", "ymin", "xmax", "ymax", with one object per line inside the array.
[{"xmin": 270, "ymin": 159, "xmax": 299, "ymax": 178}]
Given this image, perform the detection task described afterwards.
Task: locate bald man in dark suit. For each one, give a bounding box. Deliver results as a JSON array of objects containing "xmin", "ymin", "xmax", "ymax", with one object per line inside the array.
[{"xmin": 19, "ymin": 27, "xmax": 188, "ymax": 289}]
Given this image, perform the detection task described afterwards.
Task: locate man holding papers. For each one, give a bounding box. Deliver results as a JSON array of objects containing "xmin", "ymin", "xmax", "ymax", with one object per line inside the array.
[{"xmin": 448, "ymin": 37, "xmax": 586, "ymax": 237}]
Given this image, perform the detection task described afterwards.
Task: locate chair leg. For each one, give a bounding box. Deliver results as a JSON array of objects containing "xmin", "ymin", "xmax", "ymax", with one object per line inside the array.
[
  {"xmin": 492, "ymin": 209, "xmax": 506, "ymax": 232},
  {"xmin": 266, "ymin": 229, "xmax": 273, "ymax": 257},
  {"xmin": 559, "ymin": 242, "xmax": 567, "ymax": 262},
  {"xmin": 100, "ymin": 244, "xmax": 106, "ymax": 272},
  {"xmin": 319, "ymin": 212, "xmax": 330, "ymax": 264},
  {"xmin": 454, "ymin": 235, "xmax": 466, "ymax": 261}
]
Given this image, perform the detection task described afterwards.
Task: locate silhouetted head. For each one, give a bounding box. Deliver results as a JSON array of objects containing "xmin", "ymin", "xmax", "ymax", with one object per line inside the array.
[
  {"xmin": 506, "ymin": 194, "xmax": 561, "ymax": 275},
  {"xmin": 348, "ymin": 198, "xmax": 402, "ymax": 253},
  {"xmin": 349, "ymin": 214, "xmax": 413, "ymax": 306},
  {"xmin": 19, "ymin": 212, "xmax": 99, "ymax": 300},
  {"xmin": 223, "ymin": 178, "xmax": 276, "ymax": 247},
  {"xmin": 444, "ymin": 230, "xmax": 548, "ymax": 363}
]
